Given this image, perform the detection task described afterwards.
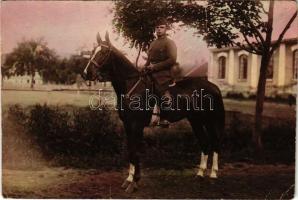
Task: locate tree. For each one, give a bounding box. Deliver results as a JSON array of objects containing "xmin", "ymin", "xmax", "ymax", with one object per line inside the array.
[
  {"xmin": 112, "ymin": 0, "xmax": 297, "ymax": 150},
  {"xmin": 41, "ymin": 54, "xmax": 88, "ymax": 84},
  {"xmin": 39, "ymin": 56, "xmax": 60, "ymax": 84},
  {"xmin": 113, "ymin": 0, "xmax": 174, "ymax": 68},
  {"xmin": 180, "ymin": 0, "xmax": 297, "ymax": 149},
  {"xmin": 1, "ymin": 57, "xmax": 13, "ymax": 80},
  {"xmin": 61, "ymin": 55, "xmax": 88, "ymax": 84},
  {"xmin": 3, "ymin": 39, "xmax": 58, "ymax": 88}
]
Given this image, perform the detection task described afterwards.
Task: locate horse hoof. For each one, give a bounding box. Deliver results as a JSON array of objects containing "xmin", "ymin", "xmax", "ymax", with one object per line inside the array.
[
  {"xmin": 209, "ymin": 171, "xmax": 218, "ymax": 179},
  {"xmin": 121, "ymin": 180, "xmax": 130, "ymax": 189},
  {"xmin": 210, "ymin": 175, "xmax": 218, "ymax": 179},
  {"xmin": 196, "ymin": 169, "xmax": 205, "ymax": 177},
  {"xmin": 125, "ymin": 181, "xmax": 138, "ymax": 193}
]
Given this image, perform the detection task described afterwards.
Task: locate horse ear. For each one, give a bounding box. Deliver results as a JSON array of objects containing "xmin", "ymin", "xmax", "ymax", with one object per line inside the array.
[
  {"xmin": 105, "ymin": 31, "xmax": 110, "ymax": 45},
  {"xmin": 97, "ymin": 33, "xmax": 102, "ymax": 45}
]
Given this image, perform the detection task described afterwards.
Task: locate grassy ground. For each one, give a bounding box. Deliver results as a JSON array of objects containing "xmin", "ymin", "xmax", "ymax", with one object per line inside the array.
[
  {"xmin": 2, "ymin": 90, "xmax": 94, "ymax": 107},
  {"xmin": 2, "ymin": 90, "xmax": 296, "ymax": 119},
  {"xmin": 1, "ymin": 90, "xmax": 296, "ymax": 198}
]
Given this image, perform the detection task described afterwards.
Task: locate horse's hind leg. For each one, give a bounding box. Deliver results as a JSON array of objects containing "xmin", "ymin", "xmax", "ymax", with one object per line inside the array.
[
  {"xmin": 210, "ymin": 151, "xmax": 219, "ymax": 178},
  {"xmin": 188, "ymin": 118, "xmax": 210, "ymax": 177},
  {"xmin": 205, "ymin": 124, "xmax": 220, "ymax": 179}
]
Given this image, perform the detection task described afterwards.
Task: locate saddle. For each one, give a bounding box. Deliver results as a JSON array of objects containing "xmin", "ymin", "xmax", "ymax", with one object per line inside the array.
[{"xmin": 125, "ymin": 69, "xmax": 201, "ymax": 99}]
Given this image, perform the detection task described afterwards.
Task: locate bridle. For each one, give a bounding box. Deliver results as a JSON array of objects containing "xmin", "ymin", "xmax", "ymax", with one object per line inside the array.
[
  {"xmin": 89, "ymin": 44, "xmax": 112, "ymax": 70},
  {"xmin": 83, "ymin": 44, "xmax": 113, "ymax": 82},
  {"xmin": 86, "ymin": 44, "xmax": 152, "ymax": 98}
]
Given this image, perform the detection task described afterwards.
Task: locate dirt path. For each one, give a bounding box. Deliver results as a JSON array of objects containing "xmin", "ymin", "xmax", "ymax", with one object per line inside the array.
[{"xmin": 3, "ymin": 163, "xmax": 294, "ymax": 199}]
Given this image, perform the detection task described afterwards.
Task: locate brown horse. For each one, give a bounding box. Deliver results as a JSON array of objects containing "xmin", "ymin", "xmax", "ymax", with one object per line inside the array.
[{"xmin": 82, "ymin": 32, "xmax": 225, "ymax": 193}]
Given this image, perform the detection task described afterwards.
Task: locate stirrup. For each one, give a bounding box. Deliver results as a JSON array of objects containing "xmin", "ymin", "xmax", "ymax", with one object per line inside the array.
[
  {"xmin": 169, "ymin": 82, "xmax": 176, "ymax": 87},
  {"xmin": 158, "ymin": 120, "xmax": 170, "ymax": 128}
]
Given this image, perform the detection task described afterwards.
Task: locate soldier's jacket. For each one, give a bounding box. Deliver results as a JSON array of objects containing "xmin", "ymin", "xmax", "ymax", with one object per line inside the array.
[{"xmin": 145, "ymin": 36, "xmax": 177, "ymax": 87}]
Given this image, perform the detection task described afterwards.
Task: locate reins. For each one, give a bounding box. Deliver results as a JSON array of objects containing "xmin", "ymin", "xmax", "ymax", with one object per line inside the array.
[
  {"xmin": 91, "ymin": 45, "xmax": 151, "ymax": 99},
  {"xmin": 123, "ymin": 71, "xmax": 154, "ymax": 98},
  {"xmin": 125, "ymin": 77, "xmax": 144, "ymax": 98}
]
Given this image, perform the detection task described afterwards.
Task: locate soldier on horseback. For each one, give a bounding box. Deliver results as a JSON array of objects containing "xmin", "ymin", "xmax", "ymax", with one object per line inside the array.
[
  {"xmin": 83, "ymin": 29, "xmax": 225, "ymax": 192},
  {"xmin": 143, "ymin": 18, "xmax": 177, "ymax": 126}
]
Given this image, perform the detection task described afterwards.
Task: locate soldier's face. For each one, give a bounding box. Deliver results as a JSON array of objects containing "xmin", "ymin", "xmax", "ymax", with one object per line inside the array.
[{"xmin": 155, "ymin": 25, "xmax": 167, "ymax": 37}]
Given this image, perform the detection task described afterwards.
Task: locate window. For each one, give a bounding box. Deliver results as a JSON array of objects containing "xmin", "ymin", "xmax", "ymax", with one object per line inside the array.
[
  {"xmin": 239, "ymin": 55, "xmax": 248, "ymax": 80},
  {"xmin": 293, "ymin": 50, "xmax": 298, "ymax": 79},
  {"xmin": 218, "ymin": 56, "xmax": 226, "ymax": 79},
  {"xmin": 266, "ymin": 57, "xmax": 274, "ymax": 79}
]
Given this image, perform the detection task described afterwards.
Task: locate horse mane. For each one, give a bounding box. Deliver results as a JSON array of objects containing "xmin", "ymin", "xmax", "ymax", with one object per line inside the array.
[
  {"xmin": 111, "ymin": 45, "xmax": 139, "ymax": 75},
  {"xmin": 107, "ymin": 45, "xmax": 140, "ymax": 98}
]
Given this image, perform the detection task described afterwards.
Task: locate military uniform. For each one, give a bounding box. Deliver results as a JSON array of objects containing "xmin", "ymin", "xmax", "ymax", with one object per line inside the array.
[{"xmin": 145, "ymin": 35, "xmax": 177, "ymax": 95}]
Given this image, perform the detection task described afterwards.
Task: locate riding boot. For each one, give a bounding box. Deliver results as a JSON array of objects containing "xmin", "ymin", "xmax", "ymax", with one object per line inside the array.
[
  {"xmin": 158, "ymin": 90, "xmax": 171, "ymax": 128},
  {"xmin": 150, "ymin": 104, "xmax": 160, "ymax": 126}
]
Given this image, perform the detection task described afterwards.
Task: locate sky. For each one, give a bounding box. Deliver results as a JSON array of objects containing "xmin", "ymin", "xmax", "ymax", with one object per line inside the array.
[{"xmin": 1, "ymin": 1, "xmax": 297, "ymax": 72}]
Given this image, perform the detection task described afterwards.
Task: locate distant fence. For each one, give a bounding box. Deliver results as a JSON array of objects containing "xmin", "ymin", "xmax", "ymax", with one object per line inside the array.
[{"xmin": 1, "ymin": 82, "xmax": 113, "ymax": 92}]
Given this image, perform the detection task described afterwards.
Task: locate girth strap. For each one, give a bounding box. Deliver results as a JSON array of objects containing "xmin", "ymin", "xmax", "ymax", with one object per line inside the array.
[{"xmin": 125, "ymin": 77, "xmax": 143, "ymax": 98}]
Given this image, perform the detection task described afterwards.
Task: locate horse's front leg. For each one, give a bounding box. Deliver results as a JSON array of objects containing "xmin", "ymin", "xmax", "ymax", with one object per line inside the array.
[
  {"xmin": 197, "ymin": 152, "xmax": 209, "ymax": 177},
  {"xmin": 121, "ymin": 121, "xmax": 144, "ymax": 193},
  {"xmin": 123, "ymin": 150, "xmax": 141, "ymax": 193},
  {"xmin": 210, "ymin": 151, "xmax": 219, "ymax": 178}
]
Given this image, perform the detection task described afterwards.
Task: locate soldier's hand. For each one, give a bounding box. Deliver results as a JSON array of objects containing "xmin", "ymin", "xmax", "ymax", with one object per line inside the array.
[
  {"xmin": 141, "ymin": 66, "xmax": 149, "ymax": 74},
  {"xmin": 147, "ymin": 64, "xmax": 154, "ymax": 71}
]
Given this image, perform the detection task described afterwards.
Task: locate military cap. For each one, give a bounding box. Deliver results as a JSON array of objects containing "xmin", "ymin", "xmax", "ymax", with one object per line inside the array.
[{"xmin": 155, "ymin": 18, "xmax": 168, "ymax": 27}]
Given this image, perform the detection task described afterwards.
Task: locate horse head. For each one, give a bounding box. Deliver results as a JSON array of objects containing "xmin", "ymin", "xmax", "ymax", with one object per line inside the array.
[{"xmin": 82, "ymin": 32, "xmax": 114, "ymax": 82}]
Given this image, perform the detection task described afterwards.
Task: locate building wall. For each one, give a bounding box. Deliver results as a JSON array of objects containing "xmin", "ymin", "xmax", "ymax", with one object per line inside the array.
[
  {"xmin": 234, "ymin": 50, "xmax": 251, "ymax": 92},
  {"xmin": 3, "ymin": 72, "xmax": 43, "ymax": 86},
  {"xmin": 209, "ymin": 39, "xmax": 298, "ymax": 97},
  {"xmin": 285, "ymin": 43, "xmax": 298, "ymax": 85},
  {"xmin": 285, "ymin": 43, "xmax": 298, "ymax": 94}
]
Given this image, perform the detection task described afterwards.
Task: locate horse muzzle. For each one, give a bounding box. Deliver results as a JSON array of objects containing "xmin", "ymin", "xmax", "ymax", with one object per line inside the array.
[
  {"xmin": 82, "ymin": 69, "xmax": 97, "ymax": 81},
  {"xmin": 81, "ymin": 72, "xmax": 87, "ymax": 80}
]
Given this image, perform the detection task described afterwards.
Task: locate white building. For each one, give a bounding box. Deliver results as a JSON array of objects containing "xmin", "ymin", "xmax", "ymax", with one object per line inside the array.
[
  {"xmin": 208, "ymin": 38, "xmax": 298, "ymax": 97},
  {"xmin": 2, "ymin": 71, "xmax": 43, "ymax": 89}
]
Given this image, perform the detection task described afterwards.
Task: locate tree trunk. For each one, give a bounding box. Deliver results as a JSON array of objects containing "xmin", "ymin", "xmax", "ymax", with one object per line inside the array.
[
  {"xmin": 29, "ymin": 62, "xmax": 35, "ymax": 89},
  {"xmin": 253, "ymin": 54, "xmax": 270, "ymax": 150},
  {"xmin": 135, "ymin": 45, "xmax": 142, "ymax": 69},
  {"xmin": 253, "ymin": 0, "xmax": 274, "ymax": 151},
  {"xmin": 30, "ymin": 74, "xmax": 35, "ymax": 89}
]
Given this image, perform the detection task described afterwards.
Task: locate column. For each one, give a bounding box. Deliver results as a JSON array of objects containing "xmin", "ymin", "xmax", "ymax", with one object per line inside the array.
[
  {"xmin": 208, "ymin": 52, "xmax": 214, "ymax": 82},
  {"xmin": 228, "ymin": 49, "xmax": 235, "ymax": 86},
  {"xmin": 250, "ymin": 54, "xmax": 258, "ymax": 89},
  {"xmin": 277, "ymin": 43, "xmax": 286, "ymax": 87}
]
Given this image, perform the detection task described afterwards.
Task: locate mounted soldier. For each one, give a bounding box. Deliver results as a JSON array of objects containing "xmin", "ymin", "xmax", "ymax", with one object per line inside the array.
[
  {"xmin": 83, "ymin": 30, "xmax": 225, "ymax": 193},
  {"xmin": 144, "ymin": 18, "xmax": 177, "ymax": 126}
]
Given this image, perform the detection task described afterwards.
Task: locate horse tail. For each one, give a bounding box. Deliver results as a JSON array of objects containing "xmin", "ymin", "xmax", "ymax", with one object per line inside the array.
[
  {"xmin": 213, "ymin": 87, "xmax": 225, "ymax": 145},
  {"xmin": 217, "ymin": 92, "xmax": 225, "ymax": 132}
]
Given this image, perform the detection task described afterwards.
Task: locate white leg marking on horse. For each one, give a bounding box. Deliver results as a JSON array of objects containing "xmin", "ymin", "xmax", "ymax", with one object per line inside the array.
[
  {"xmin": 150, "ymin": 104, "xmax": 160, "ymax": 125},
  {"xmin": 210, "ymin": 152, "xmax": 219, "ymax": 178},
  {"xmin": 197, "ymin": 152, "xmax": 208, "ymax": 177},
  {"xmin": 126, "ymin": 163, "xmax": 135, "ymax": 182}
]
